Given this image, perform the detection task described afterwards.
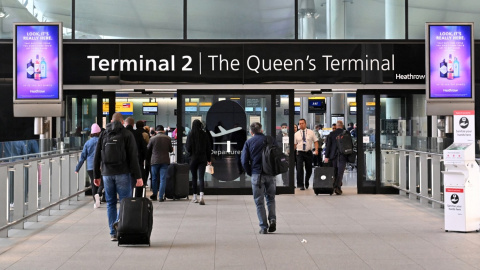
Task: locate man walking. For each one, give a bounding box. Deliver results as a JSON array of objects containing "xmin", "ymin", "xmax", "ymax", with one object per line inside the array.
[
  {"xmin": 293, "ymin": 119, "xmax": 319, "ymax": 190},
  {"xmin": 147, "ymin": 125, "xmax": 173, "ymax": 202},
  {"xmin": 93, "ymin": 113, "xmax": 143, "ymax": 241},
  {"xmin": 241, "ymin": 122, "xmax": 276, "ymax": 234},
  {"xmin": 324, "ymin": 120, "xmax": 347, "ymax": 195}
]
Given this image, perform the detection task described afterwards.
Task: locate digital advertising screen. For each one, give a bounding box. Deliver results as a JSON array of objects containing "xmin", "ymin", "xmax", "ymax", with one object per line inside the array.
[
  {"xmin": 14, "ymin": 23, "xmax": 62, "ymax": 102},
  {"xmin": 427, "ymin": 23, "xmax": 473, "ymax": 100}
]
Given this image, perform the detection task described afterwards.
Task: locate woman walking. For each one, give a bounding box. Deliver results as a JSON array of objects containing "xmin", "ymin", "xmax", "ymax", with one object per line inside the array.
[
  {"xmin": 75, "ymin": 123, "xmax": 103, "ymax": 208},
  {"xmin": 186, "ymin": 120, "xmax": 212, "ymax": 205}
]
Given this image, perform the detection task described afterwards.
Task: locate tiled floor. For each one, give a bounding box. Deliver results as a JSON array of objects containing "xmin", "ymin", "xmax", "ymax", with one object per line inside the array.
[{"xmin": 0, "ymin": 181, "xmax": 480, "ymax": 269}]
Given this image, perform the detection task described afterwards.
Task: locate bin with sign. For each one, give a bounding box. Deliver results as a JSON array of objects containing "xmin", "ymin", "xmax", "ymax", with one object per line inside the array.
[{"xmin": 442, "ymin": 143, "xmax": 480, "ymax": 232}]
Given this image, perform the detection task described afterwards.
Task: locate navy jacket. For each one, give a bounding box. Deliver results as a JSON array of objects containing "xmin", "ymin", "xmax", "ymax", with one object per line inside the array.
[
  {"xmin": 241, "ymin": 133, "xmax": 278, "ymax": 176},
  {"xmin": 324, "ymin": 128, "xmax": 344, "ymax": 160}
]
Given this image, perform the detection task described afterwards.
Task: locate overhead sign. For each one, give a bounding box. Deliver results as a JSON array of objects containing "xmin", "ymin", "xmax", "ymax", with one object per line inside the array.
[
  {"xmin": 103, "ymin": 102, "xmax": 134, "ymax": 115},
  {"xmin": 453, "ymin": 110, "xmax": 475, "ymax": 143},
  {"xmin": 426, "ymin": 23, "xmax": 474, "ymax": 100},
  {"xmin": 14, "ymin": 23, "xmax": 62, "ymax": 102}
]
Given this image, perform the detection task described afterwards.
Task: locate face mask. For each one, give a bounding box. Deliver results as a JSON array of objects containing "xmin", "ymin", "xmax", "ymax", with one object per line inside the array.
[{"xmin": 281, "ymin": 128, "xmax": 287, "ymax": 133}]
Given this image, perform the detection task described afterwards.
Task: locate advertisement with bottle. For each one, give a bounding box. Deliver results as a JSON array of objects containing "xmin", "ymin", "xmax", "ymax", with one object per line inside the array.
[
  {"xmin": 15, "ymin": 24, "xmax": 60, "ymax": 100},
  {"xmin": 428, "ymin": 24, "xmax": 472, "ymax": 99}
]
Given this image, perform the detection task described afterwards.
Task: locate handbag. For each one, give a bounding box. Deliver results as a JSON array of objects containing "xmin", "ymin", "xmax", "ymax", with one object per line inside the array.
[{"xmin": 206, "ymin": 164, "xmax": 214, "ymax": 174}]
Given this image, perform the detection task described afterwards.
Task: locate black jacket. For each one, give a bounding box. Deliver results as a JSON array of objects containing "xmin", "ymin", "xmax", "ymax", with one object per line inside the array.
[
  {"xmin": 126, "ymin": 125, "xmax": 147, "ymax": 163},
  {"xmin": 186, "ymin": 130, "xmax": 212, "ymax": 163},
  {"xmin": 93, "ymin": 121, "xmax": 142, "ymax": 179},
  {"xmin": 324, "ymin": 128, "xmax": 344, "ymax": 160}
]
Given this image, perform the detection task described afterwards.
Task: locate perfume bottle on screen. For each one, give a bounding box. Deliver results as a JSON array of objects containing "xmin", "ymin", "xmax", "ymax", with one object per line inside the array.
[
  {"xmin": 440, "ymin": 59, "xmax": 447, "ymax": 78},
  {"xmin": 41, "ymin": 57, "xmax": 47, "ymax": 79},
  {"xmin": 453, "ymin": 57, "xmax": 459, "ymax": 78},
  {"xmin": 447, "ymin": 54, "xmax": 454, "ymax": 80},
  {"xmin": 34, "ymin": 55, "xmax": 41, "ymax": 80},
  {"xmin": 27, "ymin": 59, "xmax": 34, "ymax": 79}
]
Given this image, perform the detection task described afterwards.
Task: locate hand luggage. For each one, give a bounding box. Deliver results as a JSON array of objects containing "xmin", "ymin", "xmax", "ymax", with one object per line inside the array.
[
  {"xmin": 117, "ymin": 187, "xmax": 153, "ymax": 246},
  {"xmin": 313, "ymin": 166, "xmax": 335, "ymax": 195},
  {"xmin": 165, "ymin": 163, "xmax": 190, "ymax": 200}
]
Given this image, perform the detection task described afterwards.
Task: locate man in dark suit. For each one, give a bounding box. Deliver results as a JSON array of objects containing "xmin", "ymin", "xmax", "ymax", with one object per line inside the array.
[{"xmin": 324, "ymin": 120, "xmax": 347, "ymax": 195}]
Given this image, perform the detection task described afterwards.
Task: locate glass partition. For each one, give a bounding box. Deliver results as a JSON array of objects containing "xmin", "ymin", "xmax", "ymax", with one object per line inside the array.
[{"xmin": 187, "ymin": 0, "xmax": 295, "ymax": 39}]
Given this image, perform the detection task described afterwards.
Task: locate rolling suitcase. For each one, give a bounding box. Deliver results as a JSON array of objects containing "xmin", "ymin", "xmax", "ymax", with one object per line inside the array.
[
  {"xmin": 165, "ymin": 163, "xmax": 190, "ymax": 200},
  {"xmin": 117, "ymin": 188, "xmax": 153, "ymax": 246},
  {"xmin": 313, "ymin": 166, "xmax": 335, "ymax": 195}
]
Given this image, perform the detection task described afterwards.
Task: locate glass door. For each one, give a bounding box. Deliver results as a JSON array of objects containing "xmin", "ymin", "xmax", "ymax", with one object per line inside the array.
[{"xmin": 177, "ymin": 90, "xmax": 295, "ymax": 195}]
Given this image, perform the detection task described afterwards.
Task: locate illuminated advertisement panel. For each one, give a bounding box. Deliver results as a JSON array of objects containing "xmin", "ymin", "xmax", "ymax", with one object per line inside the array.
[
  {"xmin": 426, "ymin": 23, "xmax": 474, "ymax": 100},
  {"xmin": 14, "ymin": 23, "xmax": 62, "ymax": 102}
]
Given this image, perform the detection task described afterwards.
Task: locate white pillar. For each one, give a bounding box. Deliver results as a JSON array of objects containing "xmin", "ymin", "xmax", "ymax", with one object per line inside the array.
[
  {"xmin": 299, "ymin": 0, "xmax": 316, "ymax": 39},
  {"xmin": 327, "ymin": 0, "xmax": 345, "ymax": 39},
  {"xmin": 385, "ymin": 0, "xmax": 405, "ymax": 39}
]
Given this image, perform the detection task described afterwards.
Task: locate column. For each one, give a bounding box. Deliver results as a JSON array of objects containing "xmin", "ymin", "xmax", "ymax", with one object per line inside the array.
[
  {"xmin": 298, "ymin": 0, "xmax": 316, "ymax": 39},
  {"xmin": 385, "ymin": 0, "xmax": 405, "ymax": 39},
  {"xmin": 327, "ymin": 0, "xmax": 345, "ymax": 39}
]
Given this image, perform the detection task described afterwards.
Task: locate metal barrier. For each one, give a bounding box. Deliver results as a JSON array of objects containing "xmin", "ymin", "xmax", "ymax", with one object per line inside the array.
[
  {"xmin": 389, "ymin": 148, "xmax": 480, "ymax": 209},
  {"xmin": 0, "ymin": 151, "xmax": 88, "ymax": 237}
]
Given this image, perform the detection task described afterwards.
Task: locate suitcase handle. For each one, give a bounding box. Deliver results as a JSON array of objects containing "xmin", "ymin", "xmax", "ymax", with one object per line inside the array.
[{"xmin": 133, "ymin": 187, "xmax": 146, "ymax": 198}]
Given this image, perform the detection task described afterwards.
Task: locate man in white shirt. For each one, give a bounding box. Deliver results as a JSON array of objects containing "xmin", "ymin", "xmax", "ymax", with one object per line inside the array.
[{"xmin": 294, "ymin": 119, "xmax": 319, "ymax": 190}]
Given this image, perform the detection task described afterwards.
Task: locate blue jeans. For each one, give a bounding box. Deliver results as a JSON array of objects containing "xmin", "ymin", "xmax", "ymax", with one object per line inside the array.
[
  {"xmin": 151, "ymin": 164, "xmax": 168, "ymax": 199},
  {"xmin": 251, "ymin": 174, "xmax": 276, "ymax": 230},
  {"xmin": 102, "ymin": 173, "xmax": 132, "ymax": 236}
]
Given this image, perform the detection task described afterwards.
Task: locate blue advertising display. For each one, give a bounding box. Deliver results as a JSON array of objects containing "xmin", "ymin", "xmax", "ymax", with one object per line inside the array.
[
  {"xmin": 427, "ymin": 24, "xmax": 473, "ymax": 99},
  {"xmin": 14, "ymin": 23, "xmax": 62, "ymax": 101}
]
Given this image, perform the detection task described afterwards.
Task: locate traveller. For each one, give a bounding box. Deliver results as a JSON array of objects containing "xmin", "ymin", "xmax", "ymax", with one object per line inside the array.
[
  {"xmin": 125, "ymin": 117, "xmax": 147, "ymax": 188},
  {"xmin": 186, "ymin": 119, "xmax": 212, "ymax": 205},
  {"xmin": 293, "ymin": 119, "xmax": 319, "ymax": 190},
  {"xmin": 347, "ymin": 122, "xmax": 354, "ymax": 133},
  {"xmin": 324, "ymin": 120, "xmax": 347, "ymax": 195},
  {"xmin": 276, "ymin": 123, "xmax": 288, "ymax": 146},
  {"xmin": 93, "ymin": 112, "xmax": 143, "ymax": 241},
  {"xmin": 241, "ymin": 122, "xmax": 276, "ymax": 234},
  {"xmin": 147, "ymin": 125, "xmax": 173, "ymax": 202},
  {"xmin": 75, "ymin": 123, "xmax": 103, "ymax": 208},
  {"xmin": 313, "ymin": 124, "xmax": 324, "ymax": 167}
]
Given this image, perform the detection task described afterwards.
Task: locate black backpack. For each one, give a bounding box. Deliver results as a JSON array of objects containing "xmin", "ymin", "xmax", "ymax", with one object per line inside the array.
[
  {"xmin": 262, "ymin": 136, "xmax": 289, "ymax": 176},
  {"xmin": 100, "ymin": 130, "xmax": 127, "ymax": 165},
  {"xmin": 336, "ymin": 130, "xmax": 354, "ymax": 155}
]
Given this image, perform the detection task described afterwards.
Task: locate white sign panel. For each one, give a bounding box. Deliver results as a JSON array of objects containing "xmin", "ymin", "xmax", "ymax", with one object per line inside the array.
[{"xmin": 453, "ymin": 110, "xmax": 475, "ymax": 143}]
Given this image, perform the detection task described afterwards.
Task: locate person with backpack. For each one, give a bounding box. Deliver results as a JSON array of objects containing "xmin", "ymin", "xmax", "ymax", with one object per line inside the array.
[
  {"xmin": 241, "ymin": 122, "xmax": 277, "ymax": 234},
  {"xmin": 293, "ymin": 119, "xmax": 319, "ymax": 190},
  {"xmin": 324, "ymin": 120, "xmax": 350, "ymax": 195},
  {"xmin": 93, "ymin": 112, "xmax": 143, "ymax": 241}
]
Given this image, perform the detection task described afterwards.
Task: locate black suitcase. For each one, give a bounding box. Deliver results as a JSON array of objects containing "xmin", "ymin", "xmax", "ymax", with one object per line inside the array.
[
  {"xmin": 117, "ymin": 188, "xmax": 153, "ymax": 246},
  {"xmin": 165, "ymin": 163, "xmax": 190, "ymax": 200},
  {"xmin": 313, "ymin": 167, "xmax": 335, "ymax": 195}
]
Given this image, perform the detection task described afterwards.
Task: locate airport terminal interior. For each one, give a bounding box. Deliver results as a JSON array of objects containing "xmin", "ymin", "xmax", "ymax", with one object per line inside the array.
[{"xmin": 0, "ymin": 0, "xmax": 480, "ymax": 269}]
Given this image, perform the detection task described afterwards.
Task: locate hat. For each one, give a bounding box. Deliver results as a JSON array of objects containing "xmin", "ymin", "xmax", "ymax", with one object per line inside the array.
[{"xmin": 91, "ymin": 123, "xmax": 101, "ymax": 134}]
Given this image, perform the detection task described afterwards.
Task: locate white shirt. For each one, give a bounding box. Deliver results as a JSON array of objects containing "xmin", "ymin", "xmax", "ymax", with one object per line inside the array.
[{"xmin": 294, "ymin": 128, "xmax": 318, "ymax": 152}]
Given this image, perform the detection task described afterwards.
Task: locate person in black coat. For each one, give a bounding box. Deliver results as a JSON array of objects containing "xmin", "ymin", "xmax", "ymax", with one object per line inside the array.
[
  {"xmin": 324, "ymin": 120, "xmax": 347, "ymax": 195},
  {"xmin": 186, "ymin": 119, "xmax": 212, "ymax": 205}
]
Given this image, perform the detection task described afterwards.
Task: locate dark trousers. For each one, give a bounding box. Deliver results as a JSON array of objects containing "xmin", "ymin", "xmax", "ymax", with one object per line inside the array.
[
  {"xmin": 333, "ymin": 154, "xmax": 347, "ymax": 189},
  {"xmin": 190, "ymin": 159, "xmax": 207, "ymax": 194},
  {"xmin": 296, "ymin": 151, "xmax": 313, "ymax": 188},
  {"xmin": 87, "ymin": 170, "xmax": 104, "ymax": 201}
]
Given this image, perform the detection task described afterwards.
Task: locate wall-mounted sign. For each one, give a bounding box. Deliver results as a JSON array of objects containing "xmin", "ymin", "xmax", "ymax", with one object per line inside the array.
[
  {"xmin": 142, "ymin": 102, "xmax": 158, "ymax": 115},
  {"xmin": 453, "ymin": 110, "xmax": 475, "ymax": 143},
  {"xmin": 307, "ymin": 97, "xmax": 326, "ymax": 113},
  {"xmin": 426, "ymin": 23, "xmax": 474, "ymax": 100},
  {"xmin": 14, "ymin": 23, "xmax": 62, "ymax": 102},
  {"xmin": 103, "ymin": 102, "xmax": 133, "ymax": 115}
]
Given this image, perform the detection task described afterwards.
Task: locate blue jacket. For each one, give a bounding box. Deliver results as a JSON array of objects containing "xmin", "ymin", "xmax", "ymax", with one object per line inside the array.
[
  {"xmin": 241, "ymin": 133, "xmax": 277, "ymax": 176},
  {"xmin": 76, "ymin": 136, "xmax": 99, "ymax": 171}
]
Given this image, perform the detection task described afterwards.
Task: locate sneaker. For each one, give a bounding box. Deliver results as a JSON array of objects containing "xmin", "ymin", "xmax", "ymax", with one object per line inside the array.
[
  {"xmin": 93, "ymin": 203, "xmax": 97, "ymax": 209},
  {"xmin": 192, "ymin": 198, "xmax": 198, "ymax": 203},
  {"xmin": 259, "ymin": 228, "xmax": 268, "ymax": 234},
  {"xmin": 268, "ymin": 220, "xmax": 276, "ymax": 233},
  {"xmin": 199, "ymin": 198, "xmax": 205, "ymax": 205},
  {"xmin": 149, "ymin": 194, "xmax": 157, "ymax": 201},
  {"xmin": 110, "ymin": 234, "xmax": 118, "ymax": 241},
  {"xmin": 334, "ymin": 187, "xmax": 343, "ymax": 195},
  {"xmin": 94, "ymin": 194, "xmax": 101, "ymax": 208}
]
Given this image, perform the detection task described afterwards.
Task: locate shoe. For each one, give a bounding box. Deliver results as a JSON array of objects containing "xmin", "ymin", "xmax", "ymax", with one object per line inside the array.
[
  {"xmin": 305, "ymin": 185, "xmax": 309, "ymax": 189},
  {"xmin": 268, "ymin": 220, "xmax": 276, "ymax": 233},
  {"xmin": 93, "ymin": 203, "xmax": 97, "ymax": 209},
  {"xmin": 199, "ymin": 198, "xmax": 205, "ymax": 205},
  {"xmin": 159, "ymin": 198, "xmax": 165, "ymax": 202},
  {"xmin": 113, "ymin": 221, "xmax": 119, "ymax": 233},
  {"xmin": 110, "ymin": 234, "xmax": 118, "ymax": 241},
  {"xmin": 192, "ymin": 198, "xmax": 198, "ymax": 203},
  {"xmin": 149, "ymin": 194, "xmax": 157, "ymax": 201},
  {"xmin": 334, "ymin": 187, "xmax": 343, "ymax": 195},
  {"xmin": 337, "ymin": 188, "xmax": 343, "ymax": 195},
  {"xmin": 300, "ymin": 187, "xmax": 305, "ymax": 191},
  {"xmin": 94, "ymin": 194, "xmax": 101, "ymax": 208},
  {"xmin": 259, "ymin": 228, "xmax": 268, "ymax": 234}
]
